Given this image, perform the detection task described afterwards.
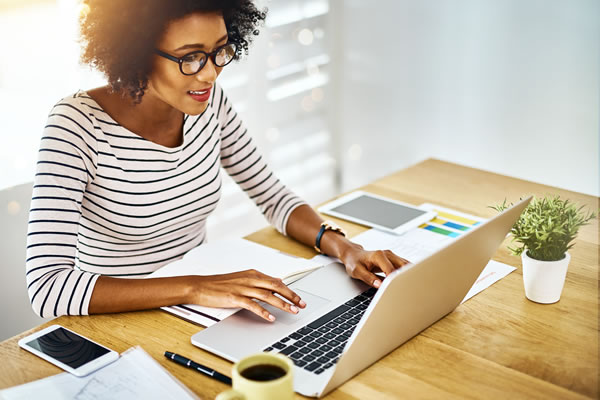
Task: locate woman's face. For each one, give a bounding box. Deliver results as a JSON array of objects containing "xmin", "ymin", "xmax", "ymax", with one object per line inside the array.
[{"xmin": 148, "ymin": 11, "xmax": 229, "ymax": 115}]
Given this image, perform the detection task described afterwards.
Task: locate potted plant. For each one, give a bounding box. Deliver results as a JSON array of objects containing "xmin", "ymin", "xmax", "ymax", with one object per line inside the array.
[{"xmin": 491, "ymin": 195, "xmax": 596, "ymax": 304}]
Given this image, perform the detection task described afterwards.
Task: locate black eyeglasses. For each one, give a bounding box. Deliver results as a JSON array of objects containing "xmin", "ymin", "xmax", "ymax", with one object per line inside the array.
[{"xmin": 154, "ymin": 42, "xmax": 237, "ymax": 76}]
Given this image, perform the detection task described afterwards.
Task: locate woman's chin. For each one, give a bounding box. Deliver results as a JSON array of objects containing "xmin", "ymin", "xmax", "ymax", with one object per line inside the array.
[{"xmin": 184, "ymin": 101, "xmax": 209, "ymax": 116}]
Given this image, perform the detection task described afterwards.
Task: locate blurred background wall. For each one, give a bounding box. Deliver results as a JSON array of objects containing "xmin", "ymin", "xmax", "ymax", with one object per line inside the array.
[
  {"xmin": 0, "ymin": 0, "xmax": 597, "ymax": 340},
  {"xmin": 331, "ymin": 0, "xmax": 598, "ymax": 197}
]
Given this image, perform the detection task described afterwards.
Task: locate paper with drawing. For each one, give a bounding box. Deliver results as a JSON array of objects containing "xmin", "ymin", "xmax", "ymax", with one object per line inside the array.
[{"xmin": 0, "ymin": 346, "xmax": 198, "ymax": 400}]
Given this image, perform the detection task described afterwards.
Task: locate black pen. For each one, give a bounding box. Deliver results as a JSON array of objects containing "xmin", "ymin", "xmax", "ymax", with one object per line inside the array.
[{"xmin": 164, "ymin": 351, "xmax": 232, "ymax": 385}]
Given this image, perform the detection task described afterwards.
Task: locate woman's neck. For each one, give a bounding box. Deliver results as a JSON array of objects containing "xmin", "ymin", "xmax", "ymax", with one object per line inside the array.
[{"xmin": 87, "ymin": 86, "xmax": 184, "ymax": 148}]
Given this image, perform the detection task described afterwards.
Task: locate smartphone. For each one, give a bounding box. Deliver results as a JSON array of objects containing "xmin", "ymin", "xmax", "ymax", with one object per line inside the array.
[
  {"xmin": 18, "ymin": 324, "xmax": 119, "ymax": 377},
  {"xmin": 318, "ymin": 191, "xmax": 437, "ymax": 235}
]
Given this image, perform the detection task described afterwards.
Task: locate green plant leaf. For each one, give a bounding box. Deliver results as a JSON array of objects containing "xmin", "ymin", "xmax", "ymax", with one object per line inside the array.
[{"xmin": 489, "ymin": 195, "xmax": 597, "ymax": 261}]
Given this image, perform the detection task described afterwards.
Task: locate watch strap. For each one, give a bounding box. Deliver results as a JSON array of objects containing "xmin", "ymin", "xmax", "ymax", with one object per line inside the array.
[{"xmin": 314, "ymin": 221, "xmax": 346, "ymax": 253}]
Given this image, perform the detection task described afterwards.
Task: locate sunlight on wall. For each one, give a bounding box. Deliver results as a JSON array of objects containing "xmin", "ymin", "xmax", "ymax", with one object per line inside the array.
[{"xmin": 0, "ymin": 0, "xmax": 106, "ymax": 190}]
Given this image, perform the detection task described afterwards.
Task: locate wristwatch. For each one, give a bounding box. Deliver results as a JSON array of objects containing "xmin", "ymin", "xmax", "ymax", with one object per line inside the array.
[{"xmin": 314, "ymin": 220, "xmax": 347, "ymax": 253}]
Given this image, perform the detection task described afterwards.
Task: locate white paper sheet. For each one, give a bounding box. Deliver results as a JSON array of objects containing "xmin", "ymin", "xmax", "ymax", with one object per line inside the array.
[
  {"xmin": 347, "ymin": 204, "xmax": 515, "ymax": 303},
  {"xmin": 460, "ymin": 260, "xmax": 515, "ymax": 303},
  {"xmin": 0, "ymin": 347, "xmax": 198, "ymax": 400},
  {"xmin": 146, "ymin": 238, "xmax": 325, "ymax": 327}
]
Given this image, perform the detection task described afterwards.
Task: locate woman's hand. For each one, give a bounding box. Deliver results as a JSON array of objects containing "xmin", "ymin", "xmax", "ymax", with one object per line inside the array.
[
  {"xmin": 284, "ymin": 205, "xmax": 412, "ymax": 290},
  {"xmin": 186, "ymin": 270, "xmax": 306, "ymax": 322},
  {"xmin": 340, "ymin": 244, "xmax": 411, "ymax": 288}
]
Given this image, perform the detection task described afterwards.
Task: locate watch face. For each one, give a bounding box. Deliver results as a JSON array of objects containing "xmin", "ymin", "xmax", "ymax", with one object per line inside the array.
[{"xmin": 323, "ymin": 221, "xmax": 345, "ymax": 236}]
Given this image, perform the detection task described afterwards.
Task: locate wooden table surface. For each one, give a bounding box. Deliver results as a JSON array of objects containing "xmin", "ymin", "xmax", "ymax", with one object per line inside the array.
[{"xmin": 1, "ymin": 159, "xmax": 598, "ymax": 399}]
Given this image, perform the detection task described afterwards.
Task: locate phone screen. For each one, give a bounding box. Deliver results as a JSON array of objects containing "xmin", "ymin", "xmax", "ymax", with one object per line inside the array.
[
  {"xmin": 25, "ymin": 327, "xmax": 110, "ymax": 369},
  {"xmin": 330, "ymin": 194, "xmax": 427, "ymax": 229}
]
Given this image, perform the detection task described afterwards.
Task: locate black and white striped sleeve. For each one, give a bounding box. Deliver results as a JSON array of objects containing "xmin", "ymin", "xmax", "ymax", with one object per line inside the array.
[
  {"xmin": 25, "ymin": 98, "xmax": 99, "ymax": 317},
  {"xmin": 216, "ymin": 86, "xmax": 306, "ymax": 235}
]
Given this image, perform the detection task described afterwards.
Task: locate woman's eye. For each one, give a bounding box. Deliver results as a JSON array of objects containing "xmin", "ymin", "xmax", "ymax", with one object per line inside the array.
[{"xmin": 182, "ymin": 54, "xmax": 199, "ymax": 63}]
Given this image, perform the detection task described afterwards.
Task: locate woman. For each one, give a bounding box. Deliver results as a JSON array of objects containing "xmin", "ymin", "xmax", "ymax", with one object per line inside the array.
[{"xmin": 26, "ymin": 0, "xmax": 409, "ymax": 322}]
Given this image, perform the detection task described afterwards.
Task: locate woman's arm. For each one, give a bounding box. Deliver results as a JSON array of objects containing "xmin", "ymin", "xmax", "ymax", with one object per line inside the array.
[
  {"xmin": 88, "ymin": 204, "xmax": 407, "ymax": 318},
  {"xmin": 216, "ymin": 85, "xmax": 306, "ymax": 235},
  {"xmin": 89, "ymin": 276, "xmax": 192, "ymax": 313},
  {"xmin": 26, "ymin": 99, "xmax": 100, "ymax": 318},
  {"xmin": 89, "ymin": 271, "xmax": 306, "ymax": 321},
  {"xmin": 285, "ymin": 204, "xmax": 410, "ymax": 288}
]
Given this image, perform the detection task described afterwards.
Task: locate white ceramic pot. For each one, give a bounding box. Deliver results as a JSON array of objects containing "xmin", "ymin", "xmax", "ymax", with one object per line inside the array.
[{"xmin": 521, "ymin": 251, "xmax": 571, "ymax": 304}]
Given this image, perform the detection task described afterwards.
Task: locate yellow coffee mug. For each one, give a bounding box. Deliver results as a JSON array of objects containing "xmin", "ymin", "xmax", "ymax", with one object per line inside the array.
[{"xmin": 215, "ymin": 353, "xmax": 294, "ymax": 400}]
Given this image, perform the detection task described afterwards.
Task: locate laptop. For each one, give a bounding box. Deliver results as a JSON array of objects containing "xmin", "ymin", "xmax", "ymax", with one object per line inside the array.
[{"xmin": 192, "ymin": 197, "xmax": 531, "ymax": 397}]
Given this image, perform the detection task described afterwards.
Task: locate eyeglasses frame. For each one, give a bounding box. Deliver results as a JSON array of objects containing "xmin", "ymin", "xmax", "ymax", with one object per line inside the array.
[{"xmin": 154, "ymin": 42, "xmax": 238, "ymax": 76}]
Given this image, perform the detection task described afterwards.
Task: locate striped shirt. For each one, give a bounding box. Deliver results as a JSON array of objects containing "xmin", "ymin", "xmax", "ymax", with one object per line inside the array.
[{"xmin": 26, "ymin": 84, "xmax": 305, "ymax": 318}]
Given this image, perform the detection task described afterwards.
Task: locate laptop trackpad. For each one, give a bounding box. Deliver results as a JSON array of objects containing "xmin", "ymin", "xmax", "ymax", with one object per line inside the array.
[{"xmin": 244, "ymin": 289, "xmax": 331, "ymax": 325}]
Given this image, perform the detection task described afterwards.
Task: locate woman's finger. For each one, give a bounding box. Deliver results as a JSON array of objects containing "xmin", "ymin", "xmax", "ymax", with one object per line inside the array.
[
  {"xmin": 241, "ymin": 286, "xmax": 300, "ymax": 315},
  {"xmin": 244, "ymin": 277, "xmax": 306, "ymax": 308},
  {"xmin": 385, "ymin": 250, "xmax": 411, "ymax": 269},
  {"xmin": 234, "ymin": 296, "xmax": 276, "ymax": 321},
  {"xmin": 350, "ymin": 264, "xmax": 382, "ymax": 288},
  {"xmin": 371, "ymin": 250, "xmax": 395, "ymax": 276}
]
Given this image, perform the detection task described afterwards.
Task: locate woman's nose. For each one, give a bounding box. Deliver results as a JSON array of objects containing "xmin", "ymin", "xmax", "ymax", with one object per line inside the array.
[{"xmin": 196, "ymin": 57, "xmax": 219, "ymax": 83}]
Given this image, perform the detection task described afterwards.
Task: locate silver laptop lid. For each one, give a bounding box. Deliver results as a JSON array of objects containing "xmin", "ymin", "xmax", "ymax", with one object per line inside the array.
[{"xmin": 320, "ymin": 196, "xmax": 531, "ymax": 397}]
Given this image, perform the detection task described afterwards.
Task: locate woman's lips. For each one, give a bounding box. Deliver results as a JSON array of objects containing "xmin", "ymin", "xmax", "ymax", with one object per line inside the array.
[{"xmin": 188, "ymin": 87, "xmax": 211, "ymax": 102}]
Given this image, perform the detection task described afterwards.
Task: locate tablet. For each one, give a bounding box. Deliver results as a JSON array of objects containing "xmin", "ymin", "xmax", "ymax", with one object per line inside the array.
[{"xmin": 318, "ymin": 191, "xmax": 436, "ymax": 235}]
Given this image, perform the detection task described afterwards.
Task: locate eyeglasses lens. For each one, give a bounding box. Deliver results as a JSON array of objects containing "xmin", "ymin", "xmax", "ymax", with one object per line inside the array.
[
  {"xmin": 180, "ymin": 43, "xmax": 236, "ymax": 75},
  {"xmin": 181, "ymin": 53, "xmax": 206, "ymax": 75},
  {"xmin": 215, "ymin": 44, "xmax": 236, "ymax": 67}
]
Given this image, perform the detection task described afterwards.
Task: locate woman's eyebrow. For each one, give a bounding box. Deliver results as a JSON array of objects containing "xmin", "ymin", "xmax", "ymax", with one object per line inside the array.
[{"xmin": 174, "ymin": 34, "xmax": 228, "ymax": 51}]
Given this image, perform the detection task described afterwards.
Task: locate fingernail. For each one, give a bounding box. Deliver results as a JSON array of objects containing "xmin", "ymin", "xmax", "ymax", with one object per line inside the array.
[
  {"xmin": 290, "ymin": 305, "xmax": 299, "ymax": 313},
  {"xmin": 299, "ymin": 300, "xmax": 306, "ymax": 307},
  {"xmin": 268, "ymin": 314, "xmax": 276, "ymax": 321},
  {"xmin": 373, "ymin": 280, "xmax": 381, "ymax": 288}
]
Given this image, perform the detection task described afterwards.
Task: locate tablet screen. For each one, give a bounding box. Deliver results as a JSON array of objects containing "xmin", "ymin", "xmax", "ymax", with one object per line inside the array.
[{"xmin": 330, "ymin": 195, "xmax": 427, "ymax": 229}]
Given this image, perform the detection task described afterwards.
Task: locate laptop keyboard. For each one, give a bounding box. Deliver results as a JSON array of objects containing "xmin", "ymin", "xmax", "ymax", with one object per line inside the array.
[{"xmin": 263, "ymin": 287, "xmax": 378, "ymax": 375}]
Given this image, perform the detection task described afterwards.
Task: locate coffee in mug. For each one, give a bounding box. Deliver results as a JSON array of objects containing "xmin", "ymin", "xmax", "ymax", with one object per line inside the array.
[
  {"xmin": 240, "ymin": 364, "xmax": 287, "ymax": 381},
  {"xmin": 215, "ymin": 353, "xmax": 294, "ymax": 400}
]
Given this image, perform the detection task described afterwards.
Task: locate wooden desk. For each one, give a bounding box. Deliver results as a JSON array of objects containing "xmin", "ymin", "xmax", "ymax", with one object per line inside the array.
[{"xmin": 1, "ymin": 159, "xmax": 597, "ymax": 399}]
